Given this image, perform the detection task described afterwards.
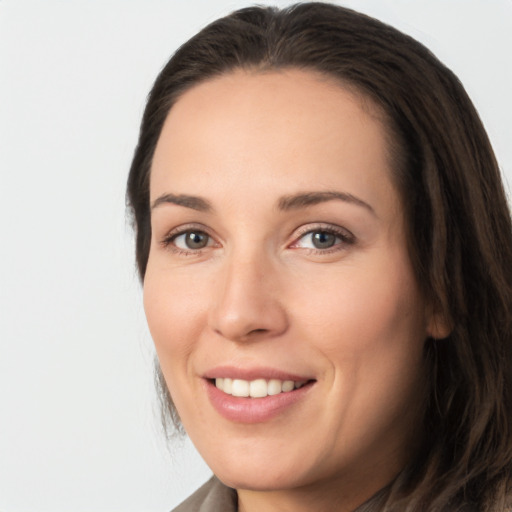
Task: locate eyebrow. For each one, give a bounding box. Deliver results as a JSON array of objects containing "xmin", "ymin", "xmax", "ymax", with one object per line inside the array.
[
  {"xmin": 151, "ymin": 190, "xmax": 375, "ymax": 216},
  {"xmin": 277, "ymin": 191, "xmax": 375, "ymax": 215},
  {"xmin": 151, "ymin": 193, "xmax": 212, "ymax": 212}
]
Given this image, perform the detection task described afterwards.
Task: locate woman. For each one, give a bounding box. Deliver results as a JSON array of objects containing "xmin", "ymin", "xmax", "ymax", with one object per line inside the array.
[{"xmin": 127, "ymin": 3, "xmax": 512, "ymax": 511}]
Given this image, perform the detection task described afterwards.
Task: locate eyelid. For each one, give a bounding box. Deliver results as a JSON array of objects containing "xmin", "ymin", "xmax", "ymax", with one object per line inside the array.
[
  {"xmin": 161, "ymin": 222, "xmax": 211, "ymax": 239},
  {"xmin": 292, "ymin": 222, "xmax": 354, "ymax": 240}
]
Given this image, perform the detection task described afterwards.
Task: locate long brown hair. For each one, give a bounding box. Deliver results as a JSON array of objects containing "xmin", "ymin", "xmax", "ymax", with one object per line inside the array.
[{"xmin": 127, "ymin": 3, "xmax": 512, "ymax": 510}]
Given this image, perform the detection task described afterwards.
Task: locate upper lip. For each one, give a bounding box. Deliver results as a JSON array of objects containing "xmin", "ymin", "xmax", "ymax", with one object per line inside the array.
[{"xmin": 203, "ymin": 365, "xmax": 315, "ymax": 382}]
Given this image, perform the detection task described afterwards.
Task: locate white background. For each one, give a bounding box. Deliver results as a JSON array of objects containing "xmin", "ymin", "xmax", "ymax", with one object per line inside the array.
[{"xmin": 0, "ymin": 1, "xmax": 510, "ymax": 511}]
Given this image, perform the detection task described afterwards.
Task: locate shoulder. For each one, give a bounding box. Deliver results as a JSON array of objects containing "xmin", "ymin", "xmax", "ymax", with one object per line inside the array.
[{"xmin": 171, "ymin": 476, "xmax": 238, "ymax": 512}]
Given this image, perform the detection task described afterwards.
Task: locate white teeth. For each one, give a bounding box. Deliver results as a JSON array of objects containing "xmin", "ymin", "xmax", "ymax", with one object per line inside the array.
[
  {"xmin": 282, "ymin": 380, "xmax": 294, "ymax": 392},
  {"xmin": 249, "ymin": 379, "xmax": 267, "ymax": 398},
  {"xmin": 267, "ymin": 379, "xmax": 282, "ymax": 396},
  {"xmin": 214, "ymin": 377, "xmax": 308, "ymax": 397},
  {"xmin": 231, "ymin": 379, "xmax": 249, "ymax": 397}
]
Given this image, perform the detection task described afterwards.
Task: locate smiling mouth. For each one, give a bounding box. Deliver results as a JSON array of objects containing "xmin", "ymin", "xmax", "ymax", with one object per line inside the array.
[{"xmin": 213, "ymin": 377, "xmax": 312, "ymax": 398}]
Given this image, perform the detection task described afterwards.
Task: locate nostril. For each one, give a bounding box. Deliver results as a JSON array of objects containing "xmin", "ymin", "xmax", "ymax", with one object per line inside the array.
[{"xmin": 248, "ymin": 328, "xmax": 268, "ymax": 335}]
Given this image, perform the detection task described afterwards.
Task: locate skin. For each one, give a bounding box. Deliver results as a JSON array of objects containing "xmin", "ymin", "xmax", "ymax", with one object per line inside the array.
[{"xmin": 144, "ymin": 69, "xmax": 447, "ymax": 512}]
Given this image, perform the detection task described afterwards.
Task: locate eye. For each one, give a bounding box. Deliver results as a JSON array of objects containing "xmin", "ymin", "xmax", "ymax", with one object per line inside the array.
[
  {"xmin": 300, "ymin": 231, "xmax": 337, "ymax": 249},
  {"xmin": 172, "ymin": 230, "xmax": 212, "ymax": 250},
  {"xmin": 159, "ymin": 225, "xmax": 218, "ymax": 256},
  {"xmin": 292, "ymin": 226, "xmax": 355, "ymax": 252}
]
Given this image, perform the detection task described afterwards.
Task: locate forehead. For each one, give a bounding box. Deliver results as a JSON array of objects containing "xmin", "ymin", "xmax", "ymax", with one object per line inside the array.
[
  {"xmin": 156, "ymin": 69, "xmax": 387, "ymax": 151},
  {"xmin": 150, "ymin": 69, "xmax": 399, "ymax": 220}
]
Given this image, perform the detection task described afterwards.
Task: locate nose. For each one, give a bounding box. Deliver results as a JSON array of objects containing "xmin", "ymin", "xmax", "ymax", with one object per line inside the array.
[{"xmin": 208, "ymin": 252, "xmax": 289, "ymax": 342}]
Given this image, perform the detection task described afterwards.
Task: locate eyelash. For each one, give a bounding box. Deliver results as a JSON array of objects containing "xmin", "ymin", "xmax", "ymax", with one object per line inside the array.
[{"xmin": 159, "ymin": 223, "xmax": 356, "ymax": 256}]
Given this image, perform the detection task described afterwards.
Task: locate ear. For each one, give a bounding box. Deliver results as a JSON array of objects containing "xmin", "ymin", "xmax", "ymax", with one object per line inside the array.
[{"xmin": 426, "ymin": 307, "xmax": 452, "ymax": 340}]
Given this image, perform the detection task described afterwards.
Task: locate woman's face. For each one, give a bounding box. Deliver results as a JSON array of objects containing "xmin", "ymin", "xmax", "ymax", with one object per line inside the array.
[{"xmin": 145, "ymin": 70, "xmax": 441, "ymax": 501}]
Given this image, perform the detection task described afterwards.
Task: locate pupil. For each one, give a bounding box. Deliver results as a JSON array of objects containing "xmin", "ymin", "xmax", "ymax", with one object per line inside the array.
[
  {"xmin": 186, "ymin": 232, "xmax": 207, "ymax": 249},
  {"xmin": 312, "ymin": 231, "xmax": 335, "ymax": 249}
]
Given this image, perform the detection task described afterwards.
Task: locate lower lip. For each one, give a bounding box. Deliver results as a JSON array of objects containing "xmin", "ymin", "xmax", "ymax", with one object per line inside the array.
[{"xmin": 204, "ymin": 379, "xmax": 314, "ymax": 424}]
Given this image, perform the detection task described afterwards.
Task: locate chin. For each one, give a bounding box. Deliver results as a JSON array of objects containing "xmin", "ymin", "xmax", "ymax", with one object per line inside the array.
[
  {"xmin": 201, "ymin": 442, "xmax": 328, "ymax": 492},
  {"xmin": 214, "ymin": 467, "xmax": 307, "ymax": 492}
]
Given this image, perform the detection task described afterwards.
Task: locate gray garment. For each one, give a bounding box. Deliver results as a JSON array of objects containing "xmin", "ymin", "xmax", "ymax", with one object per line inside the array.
[
  {"xmin": 170, "ymin": 476, "xmax": 480, "ymax": 511},
  {"xmin": 171, "ymin": 477, "xmax": 237, "ymax": 512},
  {"xmin": 170, "ymin": 476, "xmax": 387, "ymax": 512}
]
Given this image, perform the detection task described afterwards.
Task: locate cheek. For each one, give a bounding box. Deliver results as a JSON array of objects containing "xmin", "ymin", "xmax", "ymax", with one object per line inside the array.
[
  {"xmin": 143, "ymin": 264, "xmax": 207, "ymax": 368},
  {"xmin": 298, "ymin": 262, "xmax": 427, "ymax": 445},
  {"xmin": 299, "ymin": 264, "xmax": 425, "ymax": 350},
  {"xmin": 143, "ymin": 267, "xmax": 211, "ymax": 428},
  {"xmin": 294, "ymin": 252, "xmax": 428, "ymax": 415}
]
